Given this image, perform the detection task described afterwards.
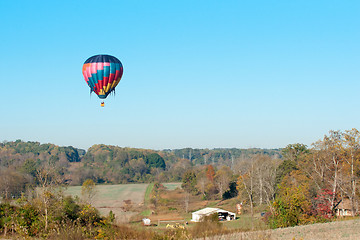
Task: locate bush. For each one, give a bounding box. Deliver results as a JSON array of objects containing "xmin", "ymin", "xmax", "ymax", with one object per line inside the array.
[
  {"xmin": 78, "ymin": 204, "xmax": 102, "ymax": 226},
  {"xmin": 16, "ymin": 202, "xmax": 41, "ymax": 236}
]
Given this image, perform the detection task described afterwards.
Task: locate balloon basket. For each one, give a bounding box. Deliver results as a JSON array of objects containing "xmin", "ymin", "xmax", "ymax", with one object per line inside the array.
[{"xmin": 101, "ymin": 101, "xmax": 105, "ymax": 107}]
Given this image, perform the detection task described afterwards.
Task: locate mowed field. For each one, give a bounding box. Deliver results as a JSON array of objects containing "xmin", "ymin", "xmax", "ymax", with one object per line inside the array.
[{"xmin": 65, "ymin": 183, "xmax": 149, "ymax": 223}]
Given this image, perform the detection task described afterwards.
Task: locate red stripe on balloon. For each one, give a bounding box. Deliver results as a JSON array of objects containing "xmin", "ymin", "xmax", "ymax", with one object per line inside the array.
[
  {"xmin": 108, "ymin": 73, "xmax": 115, "ymax": 86},
  {"xmin": 103, "ymin": 76, "xmax": 109, "ymax": 89}
]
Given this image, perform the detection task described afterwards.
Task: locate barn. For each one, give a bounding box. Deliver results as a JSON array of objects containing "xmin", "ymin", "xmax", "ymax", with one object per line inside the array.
[
  {"xmin": 335, "ymin": 198, "xmax": 353, "ymax": 217},
  {"xmin": 191, "ymin": 207, "xmax": 236, "ymax": 222}
]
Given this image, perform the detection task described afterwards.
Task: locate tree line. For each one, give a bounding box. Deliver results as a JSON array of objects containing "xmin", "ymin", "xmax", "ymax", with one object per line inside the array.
[{"xmin": 0, "ymin": 141, "xmax": 279, "ymax": 198}]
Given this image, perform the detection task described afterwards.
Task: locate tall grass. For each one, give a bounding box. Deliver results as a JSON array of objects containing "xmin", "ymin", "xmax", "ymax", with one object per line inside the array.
[
  {"xmin": 46, "ymin": 222, "xmax": 160, "ymax": 240},
  {"xmin": 223, "ymin": 214, "xmax": 269, "ymax": 231}
]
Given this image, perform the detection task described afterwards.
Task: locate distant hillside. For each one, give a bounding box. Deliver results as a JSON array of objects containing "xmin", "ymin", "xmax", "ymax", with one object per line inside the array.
[
  {"xmin": 0, "ymin": 140, "xmax": 282, "ymax": 187},
  {"xmin": 0, "ymin": 139, "xmax": 83, "ymax": 159},
  {"xmin": 168, "ymin": 147, "xmax": 281, "ymax": 165},
  {"xmin": 0, "ymin": 140, "xmax": 84, "ymax": 175}
]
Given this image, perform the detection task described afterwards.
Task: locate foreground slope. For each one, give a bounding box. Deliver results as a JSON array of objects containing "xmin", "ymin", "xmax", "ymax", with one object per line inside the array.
[{"xmin": 207, "ymin": 219, "xmax": 360, "ymax": 240}]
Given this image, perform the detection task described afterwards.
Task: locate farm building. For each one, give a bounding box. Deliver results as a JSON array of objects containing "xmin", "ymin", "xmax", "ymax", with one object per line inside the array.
[
  {"xmin": 191, "ymin": 207, "xmax": 236, "ymax": 222},
  {"xmin": 335, "ymin": 198, "xmax": 354, "ymax": 217}
]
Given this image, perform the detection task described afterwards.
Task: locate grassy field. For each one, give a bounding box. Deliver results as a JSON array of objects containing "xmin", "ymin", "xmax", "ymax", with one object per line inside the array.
[{"xmin": 65, "ymin": 183, "xmax": 149, "ymax": 223}]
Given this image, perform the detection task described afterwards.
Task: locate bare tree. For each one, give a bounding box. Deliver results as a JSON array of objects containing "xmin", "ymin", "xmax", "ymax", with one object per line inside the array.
[
  {"xmin": 0, "ymin": 168, "xmax": 31, "ymax": 200},
  {"xmin": 35, "ymin": 166, "xmax": 63, "ymax": 231},
  {"xmin": 237, "ymin": 157, "xmax": 255, "ymax": 216},
  {"xmin": 236, "ymin": 155, "xmax": 279, "ymax": 214}
]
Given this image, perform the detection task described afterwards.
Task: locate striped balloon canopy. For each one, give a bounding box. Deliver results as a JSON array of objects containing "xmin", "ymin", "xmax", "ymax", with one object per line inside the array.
[{"xmin": 82, "ymin": 54, "xmax": 123, "ymax": 99}]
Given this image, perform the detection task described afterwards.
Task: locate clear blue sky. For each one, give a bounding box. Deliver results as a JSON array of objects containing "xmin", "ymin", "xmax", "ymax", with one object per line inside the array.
[{"xmin": 1, "ymin": 0, "xmax": 359, "ymax": 150}]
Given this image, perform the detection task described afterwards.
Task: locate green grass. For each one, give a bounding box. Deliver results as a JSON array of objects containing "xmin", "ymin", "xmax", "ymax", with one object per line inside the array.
[
  {"xmin": 64, "ymin": 185, "xmax": 82, "ymax": 196},
  {"xmin": 162, "ymin": 182, "xmax": 181, "ymax": 190},
  {"xmin": 140, "ymin": 209, "xmax": 152, "ymax": 216},
  {"xmin": 144, "ymin": 183, "xmax": 154, "ymax": 206}
]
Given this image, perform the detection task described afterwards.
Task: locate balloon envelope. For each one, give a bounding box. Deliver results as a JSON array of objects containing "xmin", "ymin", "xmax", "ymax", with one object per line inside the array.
[{"xmin": 82, "ymin": 54, "xmax": 123, "ymax": 99}]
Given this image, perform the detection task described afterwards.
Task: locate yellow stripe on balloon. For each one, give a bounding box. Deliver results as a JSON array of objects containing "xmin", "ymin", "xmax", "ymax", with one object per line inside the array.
[
  {"xmin": 98, "ymin": 89, "xmax": 105, "ymax": 96},
  {"xmin": 104, "ymin": 83, "xmax": 112, "ymax": 93}
]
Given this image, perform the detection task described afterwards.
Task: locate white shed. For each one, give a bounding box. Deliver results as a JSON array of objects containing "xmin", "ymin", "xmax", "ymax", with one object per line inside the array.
[
  {"xmin": 191, "ymin": 207, "xmax": 236, "ymax": 222},
  {"xmin": 142, "ymin": 218, "xmax": 151, "ymax": 226}
]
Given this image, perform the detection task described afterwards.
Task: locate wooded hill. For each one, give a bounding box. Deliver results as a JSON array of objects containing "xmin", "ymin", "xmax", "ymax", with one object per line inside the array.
[{"xmin": 0, "ymin": 140, "xmax": 280, "ymax": 195}]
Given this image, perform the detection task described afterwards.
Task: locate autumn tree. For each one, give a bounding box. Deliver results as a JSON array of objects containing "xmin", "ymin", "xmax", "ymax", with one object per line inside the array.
[
  {"xmin": 275, "ymin": 144, "xmax": 309, "ymax": 190},
  {"xmin": 215, "ymin": 166, "xmax": 233, "ymax": 198},
  {"xmin": 204, "ymin": 165, "xmax": 217, "ymax": 199},
  {"xmin": 81, "ymin": 179, "xmax": 97, "ymax": 204},
  {"xmin": 206, "ymin": 165, "xmax": 215, "ymax": 182},
  {"xmin": 181, "ymin": 170, "xmax": 198, "ymax": 194},
  {"xmin": 275, "ymin": 160, "xmax": 298, "ymax": 191},
  {"xmin": 269, "ymin": 170, "xmax": 312, "ymax": 228}
]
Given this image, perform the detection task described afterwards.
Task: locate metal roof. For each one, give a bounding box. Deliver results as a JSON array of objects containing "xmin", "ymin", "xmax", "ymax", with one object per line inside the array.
[{"xmin": 192, "ymin": 207, "xmax": 235, "ymax": 215}]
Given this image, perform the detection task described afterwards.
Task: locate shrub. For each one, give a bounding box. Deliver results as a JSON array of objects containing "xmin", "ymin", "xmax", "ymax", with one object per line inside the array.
[{"xmin": 311, "ymin": 189, "xmax": 334, "ymax": 221}]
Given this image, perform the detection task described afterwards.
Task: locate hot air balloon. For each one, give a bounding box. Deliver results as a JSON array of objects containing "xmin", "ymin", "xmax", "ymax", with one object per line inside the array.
[{"xmin": 82, "ymin": 54, "xmax": 123, "ymax": 106}]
